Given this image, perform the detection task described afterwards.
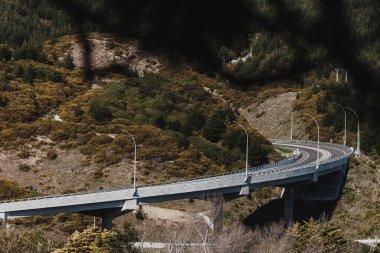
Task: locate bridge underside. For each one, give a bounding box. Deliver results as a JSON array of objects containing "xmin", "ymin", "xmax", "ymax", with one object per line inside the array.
[{"xmin": 282, "ymin": 161, "xmax": 349, "ymax": 224}]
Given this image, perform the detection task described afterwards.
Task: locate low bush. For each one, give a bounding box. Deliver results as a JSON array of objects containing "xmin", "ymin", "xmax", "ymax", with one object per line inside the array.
[
  {"xmin": 189, "ymin": 136, "xmax": 237, "ymax": 166},
  {"xmin": 0, "ymin": 178, "xmax": 28, "ymax": 200},
  {"xmin": 18, "ymin": 149, "xmax": 30, "ymax": 159},
  {"xmin": 18, "ymin": 163, "xmax": 31, "ymax": 172},
  {"xmin": 46, "ymin": 149, "xmax": 58, "ymax": 160}
]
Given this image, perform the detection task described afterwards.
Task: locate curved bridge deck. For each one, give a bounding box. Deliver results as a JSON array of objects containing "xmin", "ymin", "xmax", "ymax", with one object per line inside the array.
[{"xmin": 0, "ymin": 140, "xmax": 354, "ymax": 226}]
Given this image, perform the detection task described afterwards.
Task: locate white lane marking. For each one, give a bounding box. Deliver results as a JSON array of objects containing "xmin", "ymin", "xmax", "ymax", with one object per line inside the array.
[
  {"xmin": 253, "ymin": 149, "xmax": 309, "ymax": 175},
  {"xmin": 275, "ymin": 143, "xmax": 331, "ymax": 162}
]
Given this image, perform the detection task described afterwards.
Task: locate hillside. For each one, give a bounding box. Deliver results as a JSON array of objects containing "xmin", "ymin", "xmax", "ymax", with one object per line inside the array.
[{"xmin": 0, "ymin": 1, "xmax": 379, "ymax": 252}]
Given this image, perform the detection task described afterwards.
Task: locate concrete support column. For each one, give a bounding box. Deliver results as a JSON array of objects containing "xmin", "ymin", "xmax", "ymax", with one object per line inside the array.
[
  {"xmin": 102, "ymin": 215, "xmax": 113, "ymax": 230},
  {"xmin": 283, "ymin": 187, "xmax": 294, "ymax": 226},
  {"xmin": 345, "ymin": 160, "xmax": 350, "ymax": 174},
  {"xmin": 211, "ymin": 195, "xmax": 224, "ymax": 234}
]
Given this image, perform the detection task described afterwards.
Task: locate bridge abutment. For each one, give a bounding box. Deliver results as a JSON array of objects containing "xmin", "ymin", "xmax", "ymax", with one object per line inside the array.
[{"xmin": 283, "ymin": 187, "xmax": 294, "ymax": 225}]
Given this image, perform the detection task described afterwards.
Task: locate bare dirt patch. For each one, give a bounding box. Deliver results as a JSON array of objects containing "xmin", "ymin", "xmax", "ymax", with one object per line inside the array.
[
  {"xmin": 0, "ymin": 139, "xmax": 133, "ymax": 195},
  {"xmin": 240, "ymin": 91, "xmax": 307, "ymax": 139}
]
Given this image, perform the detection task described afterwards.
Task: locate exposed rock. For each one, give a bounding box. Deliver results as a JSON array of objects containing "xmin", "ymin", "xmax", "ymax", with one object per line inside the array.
[
  {"xmin": 240, "ymin": 92, "xmax": 306, "ymax": 139},
  {"xmin": 69, "ymin": 36, "xmax": 161, "ymax": 76}
]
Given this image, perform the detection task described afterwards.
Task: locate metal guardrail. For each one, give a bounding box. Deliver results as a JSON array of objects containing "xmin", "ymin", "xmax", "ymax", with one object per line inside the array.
[
  {"xmin": 270, "ymin": 139, "xmax": 353, "ymax": 150},
  {"xmin": 0, "ymin": 140, "xmax": 353, "ymax": 204},
  {"xmin": 0, "ymin": 152, "xmax": 301, "ymax": 204}
]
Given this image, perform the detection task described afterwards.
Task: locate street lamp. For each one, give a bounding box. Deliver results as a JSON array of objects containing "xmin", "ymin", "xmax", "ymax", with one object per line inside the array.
[
  {"xmin": 234, "ymin": 121, "xmax": 249, "ymax": 181},
  {"xmin": 121, "ymin": 129, "xmax": 138, "ymax": 196},
  {"xmin": 332, "ymin": 102, "xmax": 347, "ymax": 146},
  {"xmin": 344, "ymin": 106, "xmax": 360, "ymax": 157},
  {"xmin": 290, "ymin": 112, "xmax": 294, "ymax": 141},
  {"xmin": 303, "ymin": 113, "xmax": 320, "ymax": 169}
]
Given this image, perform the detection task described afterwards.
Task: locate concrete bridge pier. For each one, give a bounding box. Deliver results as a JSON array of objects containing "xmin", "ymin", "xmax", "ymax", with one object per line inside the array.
[
  {"xmin": 211, "ymin": 195, "xmax": 224, "ymax": 234},
  {"xmin": 283, "ymin": 187, "xmax": 294, "ymax": 225},
  {"xmin": 102, "ymin": 215, "xmax": 114, "ymax": 230}
]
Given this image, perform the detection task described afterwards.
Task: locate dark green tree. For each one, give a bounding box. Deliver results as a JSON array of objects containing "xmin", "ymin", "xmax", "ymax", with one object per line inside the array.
[
  {"xmin": 316, "ymin": 96, "xmax": 328, "ymax": 113},
  {"xmin": 73, "ymin": 105, "xmax": 84, "ymax": 117},
  {"xmin": 0, "ymin": 95, "xmax": 8, "ymax": 107},
  {"xmin": 187, "ymin": 108, "xmax": 205, "ymax": 131},
  {"xmin": 248, "ymin": 141, "xmax": 269, "ymax": 167},
  {"xmin": 202, "ymin": 111, "xmax": 226, "ymax": 142},
  {"xmin": 22, "ymin": 65, "xmax": 36, "ymax": 84},
  {"xmin": 15, "ymin": 65, "xmax": 24, "ymax": 77},
  {"xmin": 63, "ymin": 54, "xmax": 75, "ymax": 70},
  {"xmin": 0, "ymin": 46, "xmax": 11, "ymax": 61},
  {"xmin": 180, "ymin": 108, "xmax": 205, "ymax": 135},
  {"xmin": 89, "ymin": 97, "xmax": 113, "ymax": 122}
]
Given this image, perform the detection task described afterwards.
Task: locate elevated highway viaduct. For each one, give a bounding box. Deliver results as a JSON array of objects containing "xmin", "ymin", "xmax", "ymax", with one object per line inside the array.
[{"xmin": 0, "ymin": 140, "xmax": 354, "ymax": 230}]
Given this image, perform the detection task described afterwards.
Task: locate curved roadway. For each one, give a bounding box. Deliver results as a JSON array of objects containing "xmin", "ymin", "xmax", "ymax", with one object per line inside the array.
[{"xmin": 0, "ymin": 140, "xmax": 354, "ymax": 220}]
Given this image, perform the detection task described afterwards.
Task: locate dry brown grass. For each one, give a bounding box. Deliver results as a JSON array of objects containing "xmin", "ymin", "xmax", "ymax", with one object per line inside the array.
[{"xmin": 331, "ymin": 156, "xmax": 380, "ymax": 239}]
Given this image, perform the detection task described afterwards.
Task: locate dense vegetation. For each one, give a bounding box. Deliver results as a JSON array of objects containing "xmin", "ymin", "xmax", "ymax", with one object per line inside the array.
[
  {"xmin": 0, "ymin": 0, "xmax": 378, "ymax": 153},
  {"xmin": 0, "ymin": 49, "xmax": 273, "ymax": 184},
  {"xmin": 0, "ymin": 1, "xmax": 379, "ymax": 252},
  {"xmin": 70, "ymin": 72, "xmax": 272, "ymax": 175}
]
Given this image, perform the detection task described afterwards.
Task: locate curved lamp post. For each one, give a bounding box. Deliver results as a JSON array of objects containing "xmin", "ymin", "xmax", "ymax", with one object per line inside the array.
[
  {"xmin": 303, "ymin": 113, "xmax": 320, "ymax": 169},
  {"xmin": 290, "ymin": 112, "xmax": 294, "ymax": 141},
  {"xmin": 121, "ymin": 129, "xmax": 138, "ymax": 196},
  {"xmin": 234, "ymin": 121, "xmax": 249, "ymax": 181},
  {"xmin": 344, "ymin": 106, "xmax": 360, "ymax": 157},
  {"xmin": 333, "ymin": 102, "xmax": 347, "ymax": 146}
]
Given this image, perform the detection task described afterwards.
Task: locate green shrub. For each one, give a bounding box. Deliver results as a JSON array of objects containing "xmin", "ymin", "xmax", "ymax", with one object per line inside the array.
[
  {"xmin": 11, "ymin": 215, "xmax": 54, "ymax": 227},
  {"xmin": 0, "ymin": 178, "xmax": 28, "ymax": 200},
  {"xmin": 92, "ymin": 169, "xmax": 104, "ymax": 179},
  {"xmin": 0, "ymin": 229, "xmax": 53, "ymax": 253},
  {"xmin": 202, "ymin": 111, "xmax": 226, "ymax": 142},
  {"xmin": 189, "ymin": 137, "xmax": 237, "ymax": 166},
  {"xmin": 166, "ymin": 130, "xmax": 189, "ymax": 148},
  {"xmin": 0, "ymin": 95, "xmax": 8, "ymax": 107},
  {"xmin": 22, "ymin": 65, "xmax": 36, "ymax": 84},
  {"xmin": 18, "ymin": 163, "xmax": 31, "ymax": 172},
  {"xmin": 292, "ymin": 219, "xmax": 349, "ymax": 252},
  {"xmin": 323, "ymin": 110, "xmax": 335, "ymax": 127},
  {"xmin": 63, "ymin": 54, "xmax": 75, "ymax": 70},
  {"xmin": 185, "ymin": 108, "xmax": 205, "ymax": 131},
  {"xmin": 135, "ymin": 205, "xmax": 147, "ymax": 220},
  {"xmin": 89, "ymin": 97, "xmax": 113, "ymax": 122},
  {"xmin": 167, "ymin": 120, "xmax": 181, "ymax": 131},
  {"xmin": 14, "ymin": 65, "xmax": 24, "ymax": 77},
  {"xmin": 46, "ymin": 149, "xmax": 58, "ymax": 160},
  {"xmin": 89, "ymin": 134, "xmax": 114, "ymax": 145},
  {"xmin": 316, "ymin": 96, "xmax": 328, "ymax": 113},
  {"xmin": 224, "ymin": 128, "xmax": 270, "ymax": 167},
  {"xmin": 0, "ymin": 77, "xmax": 11, "ymax": 91},
  {"xmin": 0, "ymin": 46, "xmax": 11, "ymax": 61},
  {"xmin": 56, "ymin": 224, "xmax": 138, "ymax": 252},
  {"xmin": 223, "ymin": 128, "xmax": 245, "ymax": 150},
  {"xmin": 13, "ymin": 46, "xmax": 47, "ymax": 62},
  {"xmin": 73, "ymin": 105, "xmax": 84, "ymax": 117},
  {"xmin": 46, "ymin": 71, "xmax": 63, "ymax": 83},
  {"xmin": 50, "ymin": 129, "xmax": 70, "ymax": 141},
  {"xmin": 248, "ymin": 141, "xmax": 269, "ymax": 166}
]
